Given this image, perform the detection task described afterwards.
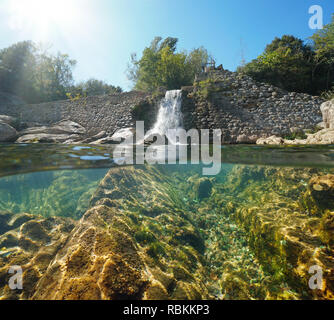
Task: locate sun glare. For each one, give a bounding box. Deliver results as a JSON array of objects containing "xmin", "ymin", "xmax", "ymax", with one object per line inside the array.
[{"xmin": 6, "ymin": 0, "xmax": 81, "ymax": 37}]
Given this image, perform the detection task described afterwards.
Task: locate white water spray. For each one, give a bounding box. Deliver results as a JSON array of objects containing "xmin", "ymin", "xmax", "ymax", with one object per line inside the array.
[{"xmin": 147, "ymin": 90, "xmax": 183, "ymax": 144}]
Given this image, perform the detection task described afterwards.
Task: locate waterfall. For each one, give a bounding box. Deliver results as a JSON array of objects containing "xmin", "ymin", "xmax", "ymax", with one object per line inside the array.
[{"xmin": 148, "ymin": 90, "xmax": 183, "ymax": 144}]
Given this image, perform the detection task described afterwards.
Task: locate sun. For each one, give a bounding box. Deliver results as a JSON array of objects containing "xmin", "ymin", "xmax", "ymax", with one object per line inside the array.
[{"xmin": 6, "ymin": 0, "xmax": 81, "ymax": 37}]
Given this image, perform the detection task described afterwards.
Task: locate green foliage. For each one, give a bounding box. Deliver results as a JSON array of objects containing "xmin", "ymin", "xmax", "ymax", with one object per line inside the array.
[
  {"xmin": 240, "ymin": 19, "xmax": 334, "ymax": 95},
  {"xmin": 0, "ymin": 41, "xmax": 77, "ymax": 103},
  {"xmin": 239, "ymin": 35, "xmax": 315, "ymax": 94},
  {"xmin": 127, "ymin": 36, "xmax": 210, "ymax": 91},
  {"xmin": 283, "ymin": 131, "xmax": 307, "ymax": 141},
  {"xmin": 70, "ymin": 78, "xmax": 122, "ymax": 97},
  {"xmin": 194, "ymin": 78, "xmax": 217, "ymax": 99},
  {"xmin": 310, "ymin": 15, "xmax": 334, "ymax": 93},
  {"xmin": 321, "ymin": 87, "xmax": 334, "ymax": 100},
  {"xmin": 0, "ymin": 41, "xmax": 122, "ymax": 104},
  {"xmin": 193, "ymin": 75, "xmax": 225, "ymax": 100},
  {"xmin": 66, "ymin": 92, "xmax": 86, "ymax": 101}
]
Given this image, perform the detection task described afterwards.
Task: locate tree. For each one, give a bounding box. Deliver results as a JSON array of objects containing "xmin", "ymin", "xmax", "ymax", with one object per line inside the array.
[
  {"xmin": 71, "ymin": 79, "xmax": 122, "ymax": 97},
  {"xmin": 310, "ymin": 14, "xmax": 334, "ymax": 91},
  {"xmin": 0, "ymin": 41, "xmax": 37, "ymax": 100},
  {"xmin": 127, "ymin": 37, "xmax": 211, "ymax": 91},
  {"xmin": 33, "ymin": 51, "xmax": 77, "ymax": 102},
  {"xmin": 0, "ymin": 41, "xmax": 122, "ymax": 103},
  {"xmin": 0, "ymin": 41, "xmax": 77, "ymax": 103},
  {"xmin": 240, "ymin": 35, "xmax": 315, "ymax": 94}
]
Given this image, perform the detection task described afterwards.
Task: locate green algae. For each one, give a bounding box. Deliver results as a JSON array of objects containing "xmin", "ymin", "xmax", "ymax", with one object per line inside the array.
[
  {"xmin": 0, "ymin": 169, "xmax": 108, "ymax": 218},
  {"xmin": 0, "ymin": 146, "xmax": 334, "ymax": 300}
]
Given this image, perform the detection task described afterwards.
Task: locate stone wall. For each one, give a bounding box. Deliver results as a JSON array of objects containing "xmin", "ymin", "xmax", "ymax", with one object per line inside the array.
[
  {"xmin": 0, "ymin": 91, "xmax": 155, "ymax": 136},
  {"xmin": 181, "ymin": 70, "xmax": 324, "ymax": 143},
  {"xmin": 0, "ymin": 70, "xmax": 325, "ymax": 144}
]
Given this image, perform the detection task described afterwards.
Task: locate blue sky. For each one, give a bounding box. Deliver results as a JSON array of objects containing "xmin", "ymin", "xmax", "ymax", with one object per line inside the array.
[{"xmin": 0, "ymin": 0, "xmax": 334, "ymax": 90}]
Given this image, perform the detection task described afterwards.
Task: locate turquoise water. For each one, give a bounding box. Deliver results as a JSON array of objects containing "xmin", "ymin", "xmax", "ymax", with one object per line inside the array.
[{"xmin": 0, "ymin": 144, "xmax": 333, "ymax": 300}]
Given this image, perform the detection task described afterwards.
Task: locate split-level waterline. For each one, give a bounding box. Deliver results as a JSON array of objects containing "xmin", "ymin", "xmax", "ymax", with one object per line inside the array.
[{"xmin": 0, "ymin": 91, "xmax": 333, "ymax": 300}]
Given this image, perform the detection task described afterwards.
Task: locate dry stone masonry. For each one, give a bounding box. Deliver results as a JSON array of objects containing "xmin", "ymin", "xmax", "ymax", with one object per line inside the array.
[
  {"xmin": 0, "ymin": 69, "xmax": 326, "ymax": 144},
  {"xmin": 181, "ymin": 70, "xmax": 323, "ymax": 143}
]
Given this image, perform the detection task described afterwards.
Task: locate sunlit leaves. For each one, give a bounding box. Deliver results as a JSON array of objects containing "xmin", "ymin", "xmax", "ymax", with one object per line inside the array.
[{"xmin": 128, "ymin": 37, "xmax": 210, "ymax": 92}]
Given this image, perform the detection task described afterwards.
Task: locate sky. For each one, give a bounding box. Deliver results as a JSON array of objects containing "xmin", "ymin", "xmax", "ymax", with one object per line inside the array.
[{"xmin": 0, "ymin": 0, "xmax": 334, "ymax": 90}]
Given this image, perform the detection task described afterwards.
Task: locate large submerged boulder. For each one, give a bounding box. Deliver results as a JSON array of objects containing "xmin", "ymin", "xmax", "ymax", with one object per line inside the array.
[{"xmin": 30, "ymin": 166, "xmax": 211, "ymax": 300}]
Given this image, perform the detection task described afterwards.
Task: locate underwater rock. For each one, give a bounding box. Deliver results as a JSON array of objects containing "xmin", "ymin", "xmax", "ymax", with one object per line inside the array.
[
  {"xmin": 318, "ymin": 211, "xmax": 334, "ymax": 245},
  {"xmin": 30, "ymin": 166, "xmax": 211, "ymax": 300},
  {"xmin": 196, "ymin": 178, "xmax": 213, "ymax": 201},
  {"xmin": 0, "ymin": 213, "xmax": 76, "ymax": 300},
  {"xmin": 1, "ymin": 164, "xmax": 333, "ymax": 300},
  {"xmin": 302, "ymin": 175, "xmax": 334, "ymax": 215},
  {"xmin": 227, "ymin": 166, "xmax": 334, "ymax": 299}
]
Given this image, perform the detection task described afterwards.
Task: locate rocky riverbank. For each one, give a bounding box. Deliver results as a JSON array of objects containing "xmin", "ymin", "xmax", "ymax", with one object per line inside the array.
[
  {"xmin": 257, "ymin": 99, "xmax": 334, "ymax": 145},
  {"xmin": 0, "ymin": 69, "xmax": 327, "ymax": 145}
]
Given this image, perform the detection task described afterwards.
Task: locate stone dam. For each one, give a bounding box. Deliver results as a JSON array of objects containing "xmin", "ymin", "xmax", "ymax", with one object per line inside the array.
[{"xmin": 0, "ymin": 69, "xmax": 324, "ymax": 144}]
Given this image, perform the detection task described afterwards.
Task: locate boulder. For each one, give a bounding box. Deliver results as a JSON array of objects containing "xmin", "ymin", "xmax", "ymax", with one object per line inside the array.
[
  {"xmin": 237, "ymin": 134, "xmax": 259, "ymax": 144},
  {"xmin": 19, "ymin": 120, "xmax": 86, "ymax": 137},
  {"xmin": 90, "ymin": 128, "xmax": 135, "ymax": 145},
  {"xmin": 51, "ymin": 120, "xmax": 86, "ymax": 135},
  {"xmin": 308, "ymin": 175, "xmax": 334, "ymax": 211},
  {"xmin": 0, "ymin": 122, "xmax": 18, "ymax": 142},
  {"xmin": 256, "ymin": 136, "xmax": 284, "ymax": 145},
  {"xmin": 16, "ymin": 133, "xmax": 81, "ymax": 144},
  {"xmin": 0, "ymin": 115, "xmax": 17, "ymax": 127},
  {"xmin": 305, "ymin": 128, "xmax": 334, "ymax": 144},
  {"xmin": 111, "ymin": 128, "xmax": 134, "ymax": 141},
  {"xmin": 78, "ymin": 131, "xmax": 107, "ymax": 144},
  {"xmin": 196, "ymin": 178, "xmax": 213, "ymax": 200},
  {"xmin": 16, "ymin": 120, "xmax": 86, "ymax": 143},
  {"xmin": 320, "ymin": 99, "xmax": 334, "ymax": 129}
]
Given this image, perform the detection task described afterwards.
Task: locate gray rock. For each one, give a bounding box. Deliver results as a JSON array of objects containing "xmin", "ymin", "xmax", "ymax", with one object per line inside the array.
[
  {"xmin": 16, "ymin": 133, "xmax": 80, "ymax": 144},
  {"xmin": 18, "ymin": 126, "xmax": 50, "ymax": 137},
  {"xmin": 18, "ymin": 120, "xmax": 86, "ymax": 136},
  {"xmin": 0, "ymin": 122, "xmax": 18, "ymax": 142},
  {"xmin": 111, "ymin": 128, "xmax": 134, "ymax": 141},
  {"xmin": 0, "ymin": 115, "xmax": 17, "ymax": 127},
  {"xmin": 236, "ymin": 134, "xmax": 258, "ymax": 144},
  {"xmin": 256, "ymin": 136, "xmax": 284, "ymax": 145},
  {"xmin": 320, "ymin": 99, "xmax": 334, "ymax": 129},
  {"xmin": 47, "ymin": 120, "xmax": 86, "ymax": 135},
  {"xmin": 78, "ymin": 131, "xmax": 107, "ymax": 144}
]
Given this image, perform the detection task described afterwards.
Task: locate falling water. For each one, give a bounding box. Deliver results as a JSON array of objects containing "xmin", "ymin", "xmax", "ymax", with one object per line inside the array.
[{"xmin": 148, "ymin": 90, "xmax": 183, "ymax": 144}]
